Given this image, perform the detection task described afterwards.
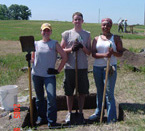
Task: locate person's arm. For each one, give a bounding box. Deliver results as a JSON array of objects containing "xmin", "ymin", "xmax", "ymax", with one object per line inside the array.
[
  {"xmin": 56, "ymin": 42, "xmax": 68, "ymax": 72},
  {"xmin": 82, "ymin": 36, "xmax": 91, "ymax": 55},
  {"xmin": 112, "ymin": 35, "xmax": 123, "ymax": 57},
  {"xmin": 60, "ymin": 38, "xmax": 72, "ymax": 53},
  {"xmin": 31, "ymin": 52, "xmax": 35, "ymax": 63},
  {"xmin": 92, "ymin": 37, "xmax": 111, "ymax": 59}
]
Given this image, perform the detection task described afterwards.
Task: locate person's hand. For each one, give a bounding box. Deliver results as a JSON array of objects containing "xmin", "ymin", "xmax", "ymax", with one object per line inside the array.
[
  {"xmin": 105, "ymin": 52, "xmax": 111, "ymax": 58},
  {"xmin": 26, "ymin": 53, "xmax": 31, "ymax": 61},
  {"xmin": 47, "ymin": 68, "xmax": 59, "ymax": 75},
  {"xmin": 77, "ymin": 43, "xmax": 83, "ymax": 48},
  {"xmin": 105, "ymin": 51, "xmax": 112, "ymax": 58},
  {"xmin": 72, "ymin": 44, "xmax": 79, "ymax": 52},
  {"xmin": 72, "ymin": 42, "xmax": 83, "ymax": 52},
  {"xmin": 109, "ymin": 48, "xmax": 114, "ymax": 54},
  {"xmin": 105, "ymin": 47, "xmax": 114, "ymax": 58}
]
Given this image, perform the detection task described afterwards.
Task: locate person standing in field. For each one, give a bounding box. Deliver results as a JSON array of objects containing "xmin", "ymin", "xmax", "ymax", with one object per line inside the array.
[
  {"xmin": 61, "ymin": 12, "xmax": 91, "ymax": 124},
  {"xmin": 124, "ymin": 19, "xmax": 128, "ymax": 33},
  {"xmin": 30, "ymin": 23, "xmax": 67, "ymax": 127},
  {"xmin": 89, "ymin": 18, "xmax": 123, "ymax": 123},
  {"xmin": 118, "ymin": 19, "xmax": 124, "ymax": 32}
]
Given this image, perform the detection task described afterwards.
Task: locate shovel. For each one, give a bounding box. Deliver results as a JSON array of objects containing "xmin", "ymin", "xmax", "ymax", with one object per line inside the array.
[
  {"xmin": 100, "ymin": 43, "xmax": 112, "ymax": 123},
  {"xmin": 19, "ymin": 36, "xmax": 35, "ymax": 127},
  {"xmin": 75, "ymin": 51, "xmax": 79, "ymax": 112},
  {"xmin": 69, "ymin": 51, "xmax": 81, "ymax": 125}
]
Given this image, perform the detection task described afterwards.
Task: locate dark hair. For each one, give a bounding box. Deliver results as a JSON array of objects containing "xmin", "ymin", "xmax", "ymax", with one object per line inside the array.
[{"xmin": 72, "ymin": 12, "xmax": 83, "ymax": 19}]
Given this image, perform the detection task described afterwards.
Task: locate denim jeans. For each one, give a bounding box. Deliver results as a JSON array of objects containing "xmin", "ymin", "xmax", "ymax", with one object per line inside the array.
[
  {"xmin": 93, "ymin": 65, "xmax": 117, "ymax": 123},
  {"xmin": 32, "ymin": 75, "xmax": 57, "ymax": 124}
]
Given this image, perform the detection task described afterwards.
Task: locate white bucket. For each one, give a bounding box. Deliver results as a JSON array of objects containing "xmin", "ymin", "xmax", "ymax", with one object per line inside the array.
[{"xmin": 0, "ymin": 85, "xmax": 18, "ymax": 111}]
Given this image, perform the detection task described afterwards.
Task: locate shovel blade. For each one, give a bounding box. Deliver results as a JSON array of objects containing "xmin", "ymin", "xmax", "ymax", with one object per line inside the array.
[{"xmin": 19, "ymin": 36, "xmax": 35, "ymax": 52}]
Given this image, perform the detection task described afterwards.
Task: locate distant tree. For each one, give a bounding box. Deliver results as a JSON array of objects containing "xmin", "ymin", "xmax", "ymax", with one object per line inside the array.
[
  {"xmin": 9, "ymin": 4, "xmax": 31, "ymax": 20},
  {"xmin": 9, "ymin": 4, "xmax": 21, "ymax": 20},
  {"xmin": 19, "ymin": 5, "xmax": 31, "ymax": 20},
  {"xmin": 0, "ymin": 4, "xmax": 10, "ymax": 20}
]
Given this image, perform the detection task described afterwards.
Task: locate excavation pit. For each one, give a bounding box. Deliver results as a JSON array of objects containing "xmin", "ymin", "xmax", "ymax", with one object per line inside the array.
[{"xmin": 22, "ymin": 93, "xmax": 124, "ymax": 129}]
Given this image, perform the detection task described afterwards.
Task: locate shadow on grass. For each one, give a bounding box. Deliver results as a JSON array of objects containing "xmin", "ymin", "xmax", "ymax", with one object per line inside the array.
[{"xmin": 120, "ymin": 103, "xmax": 145, "ymax": 115}]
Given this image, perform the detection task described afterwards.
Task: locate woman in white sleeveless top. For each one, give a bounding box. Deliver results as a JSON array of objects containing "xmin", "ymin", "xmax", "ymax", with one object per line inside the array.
[{"xmin": 89, "ymin": 18, "xmax": 123, "ymax": 123}]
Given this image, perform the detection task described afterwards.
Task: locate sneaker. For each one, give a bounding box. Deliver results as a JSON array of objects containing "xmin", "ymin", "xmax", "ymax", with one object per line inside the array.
[
  {"xmin": 65, "ymin": 112, "xmax": 71, "ymax": 123},
  {"xmin": 89, "ymin": 114, "xmax": 100, "ymax": 121},
  {"xmin": 36, "ymin": 117, "xmax": 48, "ymax": 125}
]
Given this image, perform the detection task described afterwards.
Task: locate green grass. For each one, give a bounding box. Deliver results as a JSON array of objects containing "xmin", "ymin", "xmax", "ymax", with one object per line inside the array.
[
  {"xmin": 0, "ymin": 53, "xmax": 27, "ymax": 86},
  {"xmin": 128, "ymin": 47, "xmax": 142, "ymax": 53},
  {"xmin": 0, "ymin": 20, "xmax": 145, "ymax": 42},
  {"xmin": 135, "ymin": 25, "xmax": 145, "ymax": 29}
]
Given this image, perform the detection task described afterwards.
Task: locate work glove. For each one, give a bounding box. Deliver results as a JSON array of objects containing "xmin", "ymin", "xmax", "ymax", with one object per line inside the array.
[
  {"xmin": 72, "ymin": 43, "xmax": 83, "ymax": 52},
  {"xmin": 47, "ymin": 68, "xmax": 59, "ymax": 75},
  {"xmin": 77, "ymin": 43, "xmax": 83, "ymax": 48},
  {"xmin": 109, "ymin": 66, "xmax": 116, "ymax": 76},
  {"xmin": 26, "ymin": 53, "xmax": 31, "ymax": 61}
]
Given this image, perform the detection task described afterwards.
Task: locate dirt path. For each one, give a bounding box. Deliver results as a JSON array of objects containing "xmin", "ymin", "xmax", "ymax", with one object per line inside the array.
[{"xmin": 0, "ymin": 41, "xmax": 21, "ymax": 56}]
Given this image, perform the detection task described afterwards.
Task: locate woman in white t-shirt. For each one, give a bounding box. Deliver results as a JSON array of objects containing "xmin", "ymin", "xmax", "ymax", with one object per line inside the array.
[{"xmin": 89, "ymin": 18, "xmax": 123, "ymax": 123}]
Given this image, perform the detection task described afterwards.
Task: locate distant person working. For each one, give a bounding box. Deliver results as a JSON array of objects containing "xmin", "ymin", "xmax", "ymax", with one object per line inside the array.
[
  {"xmin": 124, "ymin": 19, "xmax": 128, "ymax": 33},
  {"xmin": 118, "ymin": 19, "xmax": 124, "ymax": 32}
]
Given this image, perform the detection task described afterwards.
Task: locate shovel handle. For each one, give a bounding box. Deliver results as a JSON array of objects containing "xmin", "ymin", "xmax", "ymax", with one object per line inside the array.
[
  {"xmin": 100, "ymin": 42, "xmax": 112, "ymax": 123},
  {"xmin": 100, "ymin": 58, "xmax": 110, "ymax": 123},
  {"xmin": 75, "ymin": 51, "xmax": 78, "ymax": 96},
  {"xmin": 27, "ymin": 54, "xmax": 33, "ymax": 127}
]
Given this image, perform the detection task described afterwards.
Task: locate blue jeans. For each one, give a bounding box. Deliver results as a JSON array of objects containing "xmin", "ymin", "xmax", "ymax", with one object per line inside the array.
[
  {"xmin": 32, "ymin": 75, "xmax": 57, "ymax": 124},
  {"xmin": 93, "ymin": 65, "xmax": 117, "ymax": 123}
]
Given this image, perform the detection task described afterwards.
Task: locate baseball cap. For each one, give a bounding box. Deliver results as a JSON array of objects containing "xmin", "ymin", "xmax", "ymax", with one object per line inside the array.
[{"xmin": 41, "ymin": 23, "xmax": 52, "ymax": 31}]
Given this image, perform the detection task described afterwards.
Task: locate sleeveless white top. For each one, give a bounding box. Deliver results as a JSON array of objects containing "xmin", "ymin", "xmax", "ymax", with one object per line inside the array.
[
  {"xmin": 94, "ymin": 35, "xmax": 117, "ymax": 67},
  {"xmin": 32, "ymin": 39, "xmax": 57, "ymax": 77}
]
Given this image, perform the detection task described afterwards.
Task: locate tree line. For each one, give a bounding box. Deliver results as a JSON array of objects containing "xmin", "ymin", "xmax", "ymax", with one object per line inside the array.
[{"xmin": 0, "ymin": 4, "xmax": 31, "ymax": 20}]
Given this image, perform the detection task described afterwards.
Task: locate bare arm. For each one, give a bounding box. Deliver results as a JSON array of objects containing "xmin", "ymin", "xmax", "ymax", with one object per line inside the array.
[
  {"xmin": 31, "ymin": 52, "xmax": 35, "ymax": 63},
  {"xmin": 60, "ymin": 38, "xmax": 72, "ymax": 53},
  {"xmin": 56, "ymin": 42, "xmax": 67, "ymax": 72},
  {"xmin": 113, "ymin": 35, "xmax": 123, "ymax": 57}
]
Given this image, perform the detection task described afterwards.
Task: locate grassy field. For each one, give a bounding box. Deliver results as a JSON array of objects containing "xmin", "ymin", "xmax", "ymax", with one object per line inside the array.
[
  {"xmin": 0, "ymin": 20, "xmax": 145, "ymax": 41},
  {"xmin": 0, "ymin": 20, "xmax": 145, "ymax": 131}
]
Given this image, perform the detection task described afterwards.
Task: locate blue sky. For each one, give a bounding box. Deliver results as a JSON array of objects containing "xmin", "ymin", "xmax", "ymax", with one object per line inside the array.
[{"xmin": 1, "ymin": 0, "xmax": 145, "ymax": 25}]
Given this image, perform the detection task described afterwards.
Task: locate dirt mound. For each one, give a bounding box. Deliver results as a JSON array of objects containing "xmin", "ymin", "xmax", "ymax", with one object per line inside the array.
[
  {"xmin": 87, "ymin": 48, "xmax": 145, "ymax": 69},
  {"xmin": 117, "ymin": 48, "xmax": 145, "ymax": 68}
]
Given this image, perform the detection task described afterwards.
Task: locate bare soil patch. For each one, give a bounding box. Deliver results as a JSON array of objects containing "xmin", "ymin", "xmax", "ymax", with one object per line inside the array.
[
  {"xmin": 0, "ymin": 40, "xmax": 21, "ymax": 56},
  {"xmin": 118, "ymin": 48, "xmax": 145, "ymax": 68}
]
